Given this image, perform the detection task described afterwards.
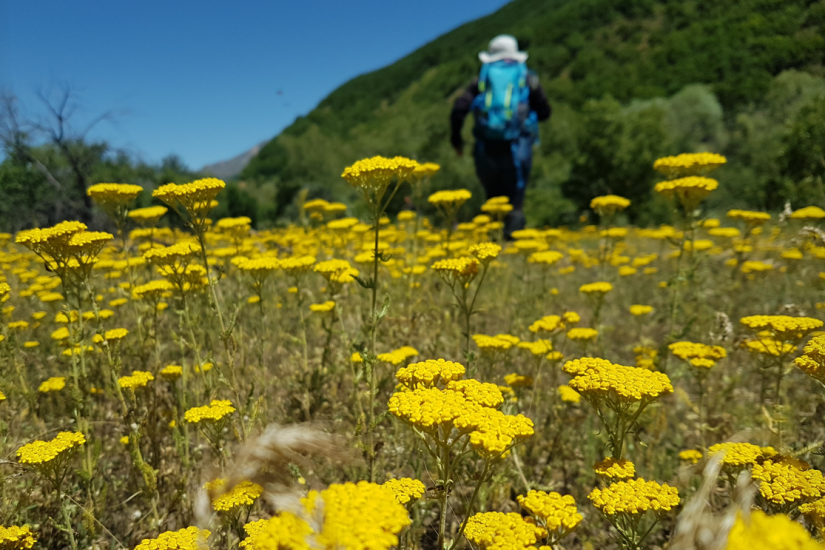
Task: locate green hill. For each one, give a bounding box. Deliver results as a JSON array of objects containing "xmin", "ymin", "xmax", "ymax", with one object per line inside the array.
[{"xmin": 241, "ymin": 0, "xmax": 825, "ymax": 225}]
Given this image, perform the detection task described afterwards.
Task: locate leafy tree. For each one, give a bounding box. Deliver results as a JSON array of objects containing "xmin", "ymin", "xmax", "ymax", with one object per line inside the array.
[
  {"xmin": 772, "ymin": 95, "xmax": 825, "ymax": 207},
  {"xmin": 213, "ymin": 184, "xmax": 259, "ymax": 227},
  {"xmin": 561, "ymin": 96, "xmax": 671, "ymax": 222}
]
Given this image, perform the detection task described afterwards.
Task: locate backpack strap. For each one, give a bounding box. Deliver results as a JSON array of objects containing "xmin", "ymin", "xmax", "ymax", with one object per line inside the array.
[{"xmin": 478, "ymin": 64, "xmax": 490, "ymax": 93}]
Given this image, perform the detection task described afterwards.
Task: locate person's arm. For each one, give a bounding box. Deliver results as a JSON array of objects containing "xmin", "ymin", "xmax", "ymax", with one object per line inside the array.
[
  {"xmin": 450, "ymin": 78, "xmax": 479, "ymax": 154},
  {"xmin": 527, "ymin": 73, "xmax": 551, "ymax": 122}
]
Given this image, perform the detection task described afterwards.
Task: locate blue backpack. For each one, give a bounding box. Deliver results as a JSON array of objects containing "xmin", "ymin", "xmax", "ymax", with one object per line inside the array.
[{"xmin": 471, "ymin": 60, "xmax": 538, "ymax": 142}]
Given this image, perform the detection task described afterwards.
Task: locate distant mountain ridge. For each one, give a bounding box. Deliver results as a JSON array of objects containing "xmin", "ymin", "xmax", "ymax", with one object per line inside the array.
[{"xmin": 201, "ymin": 141, "xmax": 266, "ymax": 180}]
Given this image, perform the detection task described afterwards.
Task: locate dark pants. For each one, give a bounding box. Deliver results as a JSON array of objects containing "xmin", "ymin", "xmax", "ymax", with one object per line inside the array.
[{"xmin": 473, "ymin": 136, "xmax": 533, "ymax": 237}]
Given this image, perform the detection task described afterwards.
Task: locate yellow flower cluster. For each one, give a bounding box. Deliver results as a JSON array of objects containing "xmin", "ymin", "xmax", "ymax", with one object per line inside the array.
[
  {"xmin": 412, "ymin": 162, "xmax": 440, "ymax": 179},
  {"xmin": 517, "ymin": 340, "xmax": 553, "ymax": 356},
  {"xmin": 143, "ymin": 242, "xmax": 200, "ymax": 265},
  {"xmin": 119, "ymin": 370, "xmax": 155, "ymax": 390},
  {"xmin": 567, "ymin": 327, "xmax": 598, "ymax": 341},
  {"xmin": 707, "ymin": 442, "xmax": 766, "ymax": 470},
  {"xmin": 738, "ymin": 260, "xmax": 771, "ymax": 274},
  {"xmin": 751, "ymin": 459, "xmax": 825, "ymax": 506},
  {"xmin": 557, "ymin": 385, "xmax": 581, "ymax": 403},
  {"xmin": 382, "ymin": 477, "xmax": 426, "ymax": 504},
  {"xmin": 727, "ymin": 209, "xmax": 771, "ymax": 225},
  {"xmin": 205, "ymin": 479, "xmax": 264, "ymax": 512},
  {"xmin": 745, "ymin": 336, "xmax": 796, "ymax": 357},
  {"xmin": 280, "ymin": 256, "xmax": 316, "ymax": 275},
  {"xmin": 160, "ymin": 365, "xmax": 183, "ymax": 380},
  {"xmin": 395, "ymin": 358, "xmax": 466, "ymax": 388},
  {"xmin": 234, "ymin": 256, "xmax": 281, "ymax": 278},
  {"xmin": 184, "ymin": 399, "xmax": 235, "ymax": 423},
  {"xmin": 799, "ymin": 498, "xmax": 825, "ymax": 529},
  {"xmin": 481, "ymin": 196, "xmax": 513, "ymax": 215},
  {"xmin": 654, "ymin": 177, "xmax": 718, "ymax": 207},
  {"xmin": 303, "ymin": 198, "xmax": 331, "ymax": 211},
  {"xmin": 134, "ymin": 527, "xmax": 210, "ymax": 550},
  {"xmin": 428, "ymin": 189, "xmax": 472, "ymax": 208},
  {"xmin": 16, "ymin": 220, "xmax": 87, "ymax": 255},
  {"xmin": 128, "ymin": 205, "xmax": 168, "ymax": 225},
  {"xmin": 241, "ymin": 514, "xmax": 312, "ymax": 550},
  {"xmin": 795, "ymin": 335, "xmax": 825, "ymax": 383},
  {"xmin": 0, "ymin": 526, "xmax": 37, "ymax": 550},
  {"xmin": 588, "ymin": 478, "xmax": 679, "ymax": 516},
  {"xmin": 468, "ymin": 242, "xmax": 501, "ymax": 263},
  {"xmin": 653, "ymin": 152, "xmax": 726, "ymax": 178},
  {"xmin": 215, "ymin": 216, "xmax": 251, "ymax": 231},
  {"xmin": 104, "ymin": 328, "xmax": 129, "ymax": 341},
  {"xmin": 590, "ymin": 195, "xmax": 631, "ymax": 216},
  {"xmin": 38, "ymin": 377, "xmax": 66, "ymax": 393},
  {"xmin": 740, "ymin": 315, "xmax": 823, "ymax": 341},
  {"xmin": 446, "ymin": 379, "xmax": 505, "ymax": 407},
  {"xmin": 0, "ymin": 281, "xmax": 10, "ymax": 303},
  {"xmin": 668, "ymin": 341, "xmax": 726, "ymax": 368},
  {"xmin": 791, "ymin": 206, "xmax": 825, "ymax": 220},
  {"xmin": 431, "ymin": 257, "xmax": 479, "ymax": 284},
  {"xmin": 563, "ymin": 357, "xmax": 673, "ymax": 402},
  {"xmin": 133, "ymin": 279, "xmax": 174, "ymax": 300},
  {"xmin": 726, "ymin": 511, "xmax": 821, "ymax": 550},
  {"xmin": 579, "ymin": 282, "xmax": 613, "ymax": 294},
  {"xmin": 87, "ymin": 183, "xmax": 143, "ymax": 207},
  {"xmin": 529, "ymin": 315, "xmax": 565, "ymax": 333},
  {"xmin": 327, "ymin": 217, "xmax": 359, "ymax": 230},
  {"xmin": 307, "ymin": 481, "xmax": 411, "ymax": 550},
  {"xmin": 17, "ymin": 431, "xmax": 86, "ymax": 464},
  {"xmin": 389, "ymin": 381, "xmax": 532, "ymax": 457},
  {"xmin": 679, "ymin": 449, "xmax": 703, "ymax": 464},
  {"xmin": 377, "ymin": 346, "xmax": 418, "ymax": 366},
  {"xmin": 708, "ymin": 227, "xmax": 741, "ymax": 238},
  {"xmin": 341, "ymin": 156, "xmax": 419, "ymax": 196},
  {"xmin": 314, "ymin": 259, "xmax": 359, "ymax": 284},
  {"xmin": 504, "ymin": 373, "xmax": 534, "ymax": 388},
  {"xmin": 464, "ymin": 512, "xmax": 545, "ymax": 550},
  {"xmin": 16, "ymin": 222, "xmax": 113, "ymax": 276},
  {"xmin": 517, "ymin": 490, "xmax": 583, "ymax": 534},
  {"xmin": 153, "ymin": 178, "xmax": 225, "ymax": 215},
  {"xmin": 473, "ymin": 334, "xmax": 516, "ymax": 352},
  {"xmin": 527, "ymin": 250, "xmax": 563, "ymax": 265},
  {"xmin": 629, "ymin": 305, "xmax": 652, "ymax": 316},
  {"xmin": 593, "ymin": 457, "xmax": 636, "ymax": 479},
  {"xmin": 310, "ymin": 301, "xmax": 336, "ymax": 313}
]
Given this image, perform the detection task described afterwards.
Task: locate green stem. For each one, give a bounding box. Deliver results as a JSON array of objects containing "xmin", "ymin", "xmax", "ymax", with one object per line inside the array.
[{"xmin": 448, "ymin": 459, "xmax": 492, "ymax": 550}]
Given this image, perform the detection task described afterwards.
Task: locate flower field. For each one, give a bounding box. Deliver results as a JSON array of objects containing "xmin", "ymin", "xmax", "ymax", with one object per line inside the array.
[{"xmin": 3, "ymin": 153, "xmax": 825, "ymax": 549}]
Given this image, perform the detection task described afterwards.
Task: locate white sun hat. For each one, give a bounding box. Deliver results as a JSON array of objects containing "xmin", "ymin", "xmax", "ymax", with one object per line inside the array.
[{"xmin": 478, "ymin": 34, "xmax": 528, "ymax": 64}]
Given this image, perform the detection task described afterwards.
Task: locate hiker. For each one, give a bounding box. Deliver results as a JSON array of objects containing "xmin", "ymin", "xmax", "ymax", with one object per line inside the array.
[{"xmin": 450, "ymin": 34, "xmax": 551, "ymax": 237}]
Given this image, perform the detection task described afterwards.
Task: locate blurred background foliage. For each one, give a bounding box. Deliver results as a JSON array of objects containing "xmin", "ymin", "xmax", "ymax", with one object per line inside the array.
[{"xmin": 3, "ymin": 0, "xmax": 825, "ymax": 231}]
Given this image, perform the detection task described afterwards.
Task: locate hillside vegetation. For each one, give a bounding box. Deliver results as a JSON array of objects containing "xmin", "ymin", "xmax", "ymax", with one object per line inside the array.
[{"xmin": 241, "ymin": 0, "xmax": 825, "ymax": 225}]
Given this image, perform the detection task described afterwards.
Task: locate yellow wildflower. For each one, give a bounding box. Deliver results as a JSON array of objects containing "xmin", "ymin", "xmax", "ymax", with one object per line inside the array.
[
  {"xmin": 185, "ymin": 400, "xmax": 235, "ymax": 423},
  {"xmin": 589, "ymin": 478, "xmax": 679, "ymax": 516},
  {"xmin": 0, "ymin": 526, "xmax": 37, "ymax": 550},
  {"xmin": 382, "ymin": 478, "xmax": 426, "ymax": 505},
  {"xmin": 134, "ymin": 527, "xmax": 210, "ymax": 550},
  {"xmin": 593, "ymin": 457, "xmax": 636, "ymax": 480},
  {"xmin": 17, "ymin": 431, "xmax": 86, "ymax": 465}
]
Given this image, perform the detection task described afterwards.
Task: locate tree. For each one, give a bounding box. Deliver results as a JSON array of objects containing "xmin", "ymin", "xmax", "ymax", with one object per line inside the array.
[
  {"xmin": 772, "ymin": 95, "xmax": 825, "ymax": 207},
  {"xmin": 0, "ymin": 87, "xmax": 114, "ymax": 227},
  {"xmin": 561, "ymin": 96, "xmax": 671, "ymax": 222}
]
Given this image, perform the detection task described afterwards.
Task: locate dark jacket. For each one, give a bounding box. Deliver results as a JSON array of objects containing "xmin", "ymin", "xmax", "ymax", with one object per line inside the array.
[{"xmin": 450, "ymin": 71, "xmax": 551, "ymax": 151}]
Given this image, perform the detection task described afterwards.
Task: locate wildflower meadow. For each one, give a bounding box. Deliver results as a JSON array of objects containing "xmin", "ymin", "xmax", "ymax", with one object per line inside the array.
[{"xmin": 4, "ymin": 153, "xmax": 825, "ymax": 550}]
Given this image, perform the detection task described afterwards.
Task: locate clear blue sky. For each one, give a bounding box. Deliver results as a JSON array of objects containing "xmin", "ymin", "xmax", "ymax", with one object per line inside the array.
[{"xmin": 0, "ymin": 0, "xmax": 511, "ymax": 169}]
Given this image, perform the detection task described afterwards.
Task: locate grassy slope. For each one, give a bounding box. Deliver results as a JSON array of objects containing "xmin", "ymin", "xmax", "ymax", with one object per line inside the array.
[{"xmin": 241, "ymin": 0, "xmax": 825, "ymax": 219}]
